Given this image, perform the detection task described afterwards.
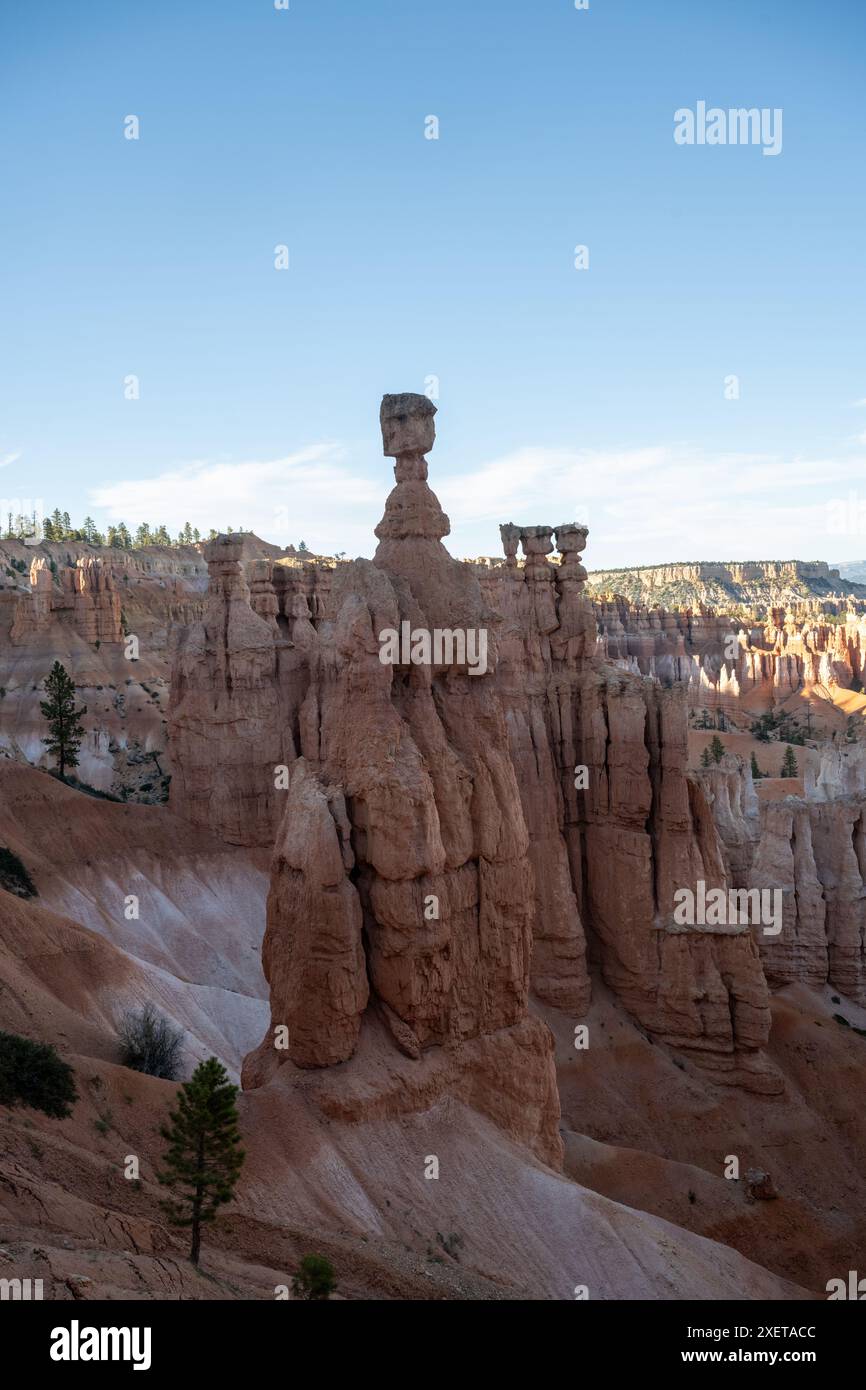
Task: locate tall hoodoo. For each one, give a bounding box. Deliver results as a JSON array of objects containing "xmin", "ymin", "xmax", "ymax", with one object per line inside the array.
[
  {"xmin": 238, "ymin": 393, "xmax": 562, "ymax": 1165},
  {"xmin": 169, "ymin": 394, "xmax": 779, "ymax": 1124},
  {"xmin": 168, "ymin": 533, "xmax": 290, "ymax": 845}
]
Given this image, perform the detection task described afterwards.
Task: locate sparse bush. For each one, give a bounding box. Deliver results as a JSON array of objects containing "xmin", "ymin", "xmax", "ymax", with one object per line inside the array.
[
  {"xmin": 436, "ymin": 1230, "xmax": 464, "ymax": 1259},
  {"xmin": 292, "ymin": 1253, "xmax": 336, "ymax": 1301},
  {"xmin": 0, "ymin": 845, "xmax": 37, "ymax": 898},
  {"xmin": 60, "ymin": 774, "xmax": 123, "ymax": 802},
  {"xmin": 119, "ymin": 1003, "xmax": 184, "ymax": 1080},
  {"xmin": 0, "ymin": 1031, "xmax": 77, "ymax": 1118}
]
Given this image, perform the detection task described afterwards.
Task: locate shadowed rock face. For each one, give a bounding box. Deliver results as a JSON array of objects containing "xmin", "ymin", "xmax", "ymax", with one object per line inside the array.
[
  {"xmin": 173, "ymin": 395, "xmax": 783, "ymax": 1159},
  {"xmin": 693, "ymin": 758, "xmax": 866, "ymax": 1005}
]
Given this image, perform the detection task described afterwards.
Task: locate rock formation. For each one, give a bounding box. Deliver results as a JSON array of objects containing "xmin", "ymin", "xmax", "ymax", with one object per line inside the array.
[
  {"xmin": 168, "ymin": 535, "xmax": 294, "ymax": 845},
  {"xmin": 694, "ymin": 757, "xmax": 866, "ymax": 1005},
  {"xmin": 588, "ymin": 559, "xmax": 866, "ymax": 609},
  {"xmin": 593, "ymin": 593, "xmax": 866, "ymax": 720},
  {"xmin": 9, "ymin": 555, "xmax": 122, "ymax": 645},
  {"xmin": 170, "ymin": 395, "xmax": 784, "ymax": 1119},
  {"xmin": 236, "ymin": 395, "xmax": 561, "ymax": 1164}
]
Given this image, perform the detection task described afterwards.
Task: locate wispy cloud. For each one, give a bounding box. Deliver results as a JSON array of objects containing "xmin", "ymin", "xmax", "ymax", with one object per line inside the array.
[
  {"xmin": 438, "ymin": 444, "xmax": 866, "ymax": 567},
  {"xmin": 0, "ymin": 452, "xmax": 22, "ymax": 470},
  {"xmin": 89, "ymin": 440, "xmax": 866, "ymax": 568},
  {"xmin": 90, "ymin": 443, "xmax": 384, "ymax": 556}
]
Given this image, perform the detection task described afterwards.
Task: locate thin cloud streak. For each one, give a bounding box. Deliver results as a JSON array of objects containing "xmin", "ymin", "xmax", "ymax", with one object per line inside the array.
[{"xmin": 89, "ymin": 441, "xmax": 866, "ymax": 568}]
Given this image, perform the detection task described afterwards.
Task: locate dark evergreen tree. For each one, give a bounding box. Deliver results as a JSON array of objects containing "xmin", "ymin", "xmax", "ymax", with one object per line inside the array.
[
  {"xmin": 40, "ymin": 661, "xmax": 86, "ymax": 780},
  {"xmin": 781, "ymin": 744, "xmax": 799, "ymax": 778},
  {"xmin": 157, "ymin": 1057, "xmax": 245, "ymax": 1266},
  {"xmin": 750, "ymin": 752, "xmax": 763, "ymax": 780},
  {"xmin": 700, "ymin": 746, "xmax": 712, "ymax": 768},
  {"xmin": 709, "ymin": 735, "xmax": 726, "ymax": 764}
]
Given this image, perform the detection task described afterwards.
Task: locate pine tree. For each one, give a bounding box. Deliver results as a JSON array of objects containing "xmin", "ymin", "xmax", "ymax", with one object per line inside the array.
[
  {"xmin": 750, "ymin": 752, "xmax": 763, "ymax": 781},
  {"xmin": 40, "ymin": 661, "xmax": 86, "ymax": 780},
  {"xmin": 43, "ymin": 516, "xmax": 57, "ymax": 542},
  {"xmin": 700, "ymin": 746, "xmax": 712, "ymax": 768},
  {"xmin": 61, "ymin": 511, "xmax": 72, "ymax": 539},
  {"xmin": 781, "ymin": 744, "xmax": 799, "ymax": 778},
  {"xmin": 157, "ymin": 1057, "xmax": 245, "ymax": 1266},
  {"xmin": 709, "ymin": 735, "xmax": 726, "ymax": 764}
]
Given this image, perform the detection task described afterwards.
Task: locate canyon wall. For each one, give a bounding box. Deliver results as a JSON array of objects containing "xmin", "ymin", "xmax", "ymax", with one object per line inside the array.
[
  {"xmin": 587, "ymin": 559, "xmax": 866, "ymax": 608},
  {"xmin": 9, "ymin": 555, "xmax": 123, "ymax": 646},
  {"xmin": 593, "ymin": 596, "xmax": 866, "ymax": 711}
]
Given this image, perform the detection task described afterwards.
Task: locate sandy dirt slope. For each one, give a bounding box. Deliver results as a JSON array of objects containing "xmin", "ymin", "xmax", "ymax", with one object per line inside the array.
[
  {"xmin": 0, "ymin": 762, "xmax": 269, "ymax": 1074},
  {"xmin": 550, "ymin": 980, "xmax": 866, "ymax": 1296},
  {"xmin": 0, "ymin": 1042, "xmax": 809, "ymax": 1302},
  {"xmin": 0, "ymin": 764, "xmax": 819, "ymax": 1300}
]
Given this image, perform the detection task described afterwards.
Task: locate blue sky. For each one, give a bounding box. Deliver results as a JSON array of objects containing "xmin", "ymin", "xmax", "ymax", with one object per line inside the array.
[{"xmin": 1, "ymin": 0, "xmax": 865, "ymax": 566}]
